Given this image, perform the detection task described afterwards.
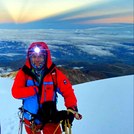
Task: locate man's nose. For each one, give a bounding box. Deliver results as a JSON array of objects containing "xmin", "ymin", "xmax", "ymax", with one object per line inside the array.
[{"xmin": 35, "ymin": 56, "xmax": 40, "ymax": 60}]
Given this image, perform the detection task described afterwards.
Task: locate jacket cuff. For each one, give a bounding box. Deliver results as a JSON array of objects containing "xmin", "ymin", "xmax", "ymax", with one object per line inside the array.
[{"xmin": 67, "ymin": 106, "xmax": 78, "ymax": 112}]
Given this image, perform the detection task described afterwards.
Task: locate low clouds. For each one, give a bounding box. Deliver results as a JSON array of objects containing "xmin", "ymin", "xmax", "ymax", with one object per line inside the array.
[
  {"xmin": 78, "ymin": 45, "xmax": 114, "ymax": 57},
  {"xmin": 0, "ymin": 24, "xmax": 133, "ymax": 58}
]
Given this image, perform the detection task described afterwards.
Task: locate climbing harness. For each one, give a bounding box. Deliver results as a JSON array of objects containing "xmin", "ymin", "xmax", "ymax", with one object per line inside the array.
[{"xmin": 18, "ymin": 107, "xmax": 82, "ymax": 134}]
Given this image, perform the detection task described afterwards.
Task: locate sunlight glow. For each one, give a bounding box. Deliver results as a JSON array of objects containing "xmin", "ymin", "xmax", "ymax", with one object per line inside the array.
[{"xmin": 0, "ymin": 0, "xmax": 102, "ymax": 23}]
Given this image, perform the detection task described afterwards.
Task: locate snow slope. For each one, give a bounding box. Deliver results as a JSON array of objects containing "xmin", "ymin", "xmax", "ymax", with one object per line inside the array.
[{"xmin": 0, "ymin": 75, "xmax": 133, "ymax": 134}]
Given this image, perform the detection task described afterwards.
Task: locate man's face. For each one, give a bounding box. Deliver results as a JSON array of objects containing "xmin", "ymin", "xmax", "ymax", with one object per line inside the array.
[{"xmin": 30, "ymin": 53, "xmax": 45, "ymax": 68}]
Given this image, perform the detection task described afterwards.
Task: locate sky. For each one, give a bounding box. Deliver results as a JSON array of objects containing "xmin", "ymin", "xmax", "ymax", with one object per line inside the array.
[
  {"xmin": 0, "ymin": 75, "xmax": 133, "ymax": 134},
  {"xmin": 0, "ymin": 0, "xmax": 133, "ymax": 29}
]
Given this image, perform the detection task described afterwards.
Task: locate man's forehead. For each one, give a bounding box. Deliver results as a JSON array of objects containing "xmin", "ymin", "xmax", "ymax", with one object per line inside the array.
[{"xmin": 31, "ymin": 52, "xmax": 45, "ymax": 57}]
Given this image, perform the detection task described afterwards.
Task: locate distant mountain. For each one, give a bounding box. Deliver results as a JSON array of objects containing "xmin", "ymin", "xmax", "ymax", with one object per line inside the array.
[
  {"xmin": 1, "ymin": 63, "xmax": 133, "ymax": 85},
  {"xmin": 0, "ymin": 68, "xmax": 95, "ymax": 85},
  {"xmin": 0, "ymin": 40, "xmax": 133, "ymax": 84}
]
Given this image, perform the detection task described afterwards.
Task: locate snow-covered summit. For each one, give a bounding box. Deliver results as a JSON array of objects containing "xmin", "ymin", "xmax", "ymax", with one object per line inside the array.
[{"xmin": 0, "ymin": 75, "xmax": 133, "ymax": 134}]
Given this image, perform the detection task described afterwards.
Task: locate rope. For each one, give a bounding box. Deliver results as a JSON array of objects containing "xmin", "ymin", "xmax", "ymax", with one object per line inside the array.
[
  {"xmin": 67, "ymin": 119, "xmax": 72, "ymax": 134},
  {"xmin": 18, "ymin": 108, "xmax": 24, "ymax": 134},
  {"xmin": 53, "ymin": 120, "xmax": 63, "ymax": 134},
  {"xmin": 64, "ymin": 120, "xmax": 68, "ymax": 134}
]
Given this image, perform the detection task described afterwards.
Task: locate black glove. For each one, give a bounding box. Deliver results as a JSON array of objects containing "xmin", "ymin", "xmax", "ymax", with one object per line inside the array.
[
  {"xmin": 61, "ymin": 106, "xmax": 78, "ymax": 132},
  {"xmin": 67, "ymin": 110, "xmax": 74, "ymax": 125},
  {"xmin": 67, "ymin": 106, "xmax": 78, "ymax": 125}
]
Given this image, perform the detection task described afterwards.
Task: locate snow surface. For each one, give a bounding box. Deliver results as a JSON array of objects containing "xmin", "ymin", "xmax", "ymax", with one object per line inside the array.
[{"xmin": 0, "ymin": 75, "xmax": 133, "ymax": 134}]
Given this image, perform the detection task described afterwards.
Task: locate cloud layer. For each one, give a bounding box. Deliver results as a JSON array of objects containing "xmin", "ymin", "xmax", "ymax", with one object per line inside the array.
[{"xmin": 0, "ymin": 24, "xmax": 133, "ymax": 59}]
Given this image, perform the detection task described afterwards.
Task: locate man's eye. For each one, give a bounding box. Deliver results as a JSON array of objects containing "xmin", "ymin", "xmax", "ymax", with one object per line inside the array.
[
  {"xmin": 32, "ymin": 55, "xmax": 36, "ymax": 58},
  {"xmin": 39, "ymin": 55, "xmax": 44, "ymax": 58}
]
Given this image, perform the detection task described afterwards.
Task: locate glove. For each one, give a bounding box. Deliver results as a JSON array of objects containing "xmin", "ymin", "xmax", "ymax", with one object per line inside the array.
[
  {"xmin": 61, "ymin": 107, "xmax": 77, "ymax": 131},
  {"xmin": 61, "ymin": 112, "xmax": 73, "ymax": 132},
  {"xmin": 67, "ymin": 110, "xmax": 74, "ymax": 125},
  {"xmin": 67, "ymin": 106, "xmax": 78, "ymax": 123},
  {"xmin": 61, "ymin": 106, "xmax": 82, "ymax": 132},
  {"xmin": 67, "ymin": 106, "xmax": 82, "ymax": 120}
]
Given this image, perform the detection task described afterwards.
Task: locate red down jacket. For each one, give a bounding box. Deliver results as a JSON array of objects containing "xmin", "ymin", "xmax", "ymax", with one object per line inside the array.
[{"xmin": 12, "ymin": 42, "xmax": 77, "ymax": 115}]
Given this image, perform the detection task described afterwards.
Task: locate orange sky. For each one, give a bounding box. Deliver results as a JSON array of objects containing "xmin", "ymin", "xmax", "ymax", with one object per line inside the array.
[{"xmin": 81, "ymin": 16, "xmax": 133, "ymax": 24}]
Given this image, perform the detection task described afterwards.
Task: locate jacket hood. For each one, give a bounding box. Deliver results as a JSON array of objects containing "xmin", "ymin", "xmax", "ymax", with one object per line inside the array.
[{"xmin": 25, "ymin": 42, "xmax": 52, "ymax": 69}]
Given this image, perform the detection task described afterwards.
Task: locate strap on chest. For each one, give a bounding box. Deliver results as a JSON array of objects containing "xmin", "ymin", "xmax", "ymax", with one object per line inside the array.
[{"xmin": 22, "ymin": 63, "xmax": 57, "ymax": 92}]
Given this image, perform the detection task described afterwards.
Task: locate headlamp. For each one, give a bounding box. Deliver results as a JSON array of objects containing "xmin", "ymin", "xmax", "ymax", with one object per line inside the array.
[
  {"xmin": 29, "ymin": 45, "xmax": 46, "ymax": 57},
  {"xmin": 34, "ymin": 46, "xmax": 40, "ymax": 53}
]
